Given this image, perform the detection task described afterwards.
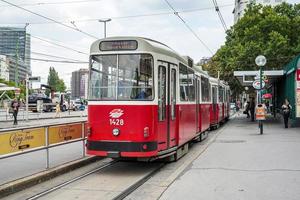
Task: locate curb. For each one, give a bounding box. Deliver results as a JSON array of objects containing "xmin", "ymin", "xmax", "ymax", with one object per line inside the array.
[{"xmin": 0, "ymin": 156, "xmax": 101, "ymax": 198}]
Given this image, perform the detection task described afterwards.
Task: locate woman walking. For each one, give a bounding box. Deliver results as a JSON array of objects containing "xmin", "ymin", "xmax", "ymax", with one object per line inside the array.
[{"xmin": 282, "ymin": 98, "xmax": 292, "ymax": 128}]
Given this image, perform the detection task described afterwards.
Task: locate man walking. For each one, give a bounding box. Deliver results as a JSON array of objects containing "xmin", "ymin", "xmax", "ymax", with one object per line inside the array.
[{"xmin": 11, "ymin": 98, "xmax": 20, "ymax": 125}]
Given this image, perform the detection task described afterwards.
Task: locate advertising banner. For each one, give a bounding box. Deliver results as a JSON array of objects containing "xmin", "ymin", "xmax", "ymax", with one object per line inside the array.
[
  {"xmin": 49, "ymin": 123, "xmax": 82, "ymax": 145},
  {"xmin": 0, "ymin": 128, "xmax": 45, "ymax": 155}
]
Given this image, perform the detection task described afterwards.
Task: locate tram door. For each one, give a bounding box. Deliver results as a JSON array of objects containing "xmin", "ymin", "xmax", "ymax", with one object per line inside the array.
[
  {"xmin": 212, "ymin": 86, "xmax": 218, "ymax": 122},
  {"xmin": 157, "ymin": 61, "xmax": 177, "ymax": 151},
  {"xmin": 196, "ymin": 78, "xmax": 201, "ymax": 132}
]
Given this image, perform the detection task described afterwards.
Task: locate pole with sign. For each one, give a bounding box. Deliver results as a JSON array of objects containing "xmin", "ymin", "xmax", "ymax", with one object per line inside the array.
[{"xmin": 255, "ymin": 55, "xmax": 267, "ymax": 134}]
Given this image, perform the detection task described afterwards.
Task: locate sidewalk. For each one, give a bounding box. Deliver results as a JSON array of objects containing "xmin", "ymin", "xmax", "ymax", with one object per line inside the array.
[{"xmin": 160, "ymin": 115, "xmax": 300, "ymax": 200}]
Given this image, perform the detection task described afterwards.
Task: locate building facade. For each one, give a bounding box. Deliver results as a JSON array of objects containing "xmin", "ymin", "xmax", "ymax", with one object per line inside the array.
[
  {"xmin": 71, "ymin": 68, "xmax": 89, "ymax": 99},
  {"xmin": 0, "ymin": 27, "xmax": 31, "ymax": 83},
  {"xmin": 6, "ymin": 56, "xmax": 28, "ymax": 83},
  {"xmin": 0, "ymin": 55, "xmax": 9, "ymax": 81},
  {"xmin": 233, "ymin": 0, "xmax": 286, "ymax": 23}
]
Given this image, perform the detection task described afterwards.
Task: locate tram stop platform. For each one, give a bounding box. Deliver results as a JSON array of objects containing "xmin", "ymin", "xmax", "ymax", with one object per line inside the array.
[{"xmin": 160, "ymin": 113, "xmax": 300, "ymax": 200}]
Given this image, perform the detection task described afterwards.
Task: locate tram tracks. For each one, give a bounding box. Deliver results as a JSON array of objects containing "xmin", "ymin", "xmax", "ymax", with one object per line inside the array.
[
  {"xmin": 26, "ymin": 160, "xmax": 118, "ymax": 200},
  {"xmin": 25, "ymin": 160, "xmax": 164, "ymax": 200}
]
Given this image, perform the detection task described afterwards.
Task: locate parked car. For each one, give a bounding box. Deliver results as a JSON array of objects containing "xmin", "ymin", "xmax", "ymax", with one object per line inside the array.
[{"xmin": 72, "ymin": 99, "xmax": 82, "ymax": 111}]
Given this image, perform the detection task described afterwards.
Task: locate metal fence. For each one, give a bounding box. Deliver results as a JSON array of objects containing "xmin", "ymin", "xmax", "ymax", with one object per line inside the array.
[{"xmin": 0, "ymin": 121, "xmax": 87, "ymax": 169}]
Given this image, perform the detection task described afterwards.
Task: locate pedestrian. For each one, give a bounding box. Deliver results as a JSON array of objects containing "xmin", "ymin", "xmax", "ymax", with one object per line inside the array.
[
  {"xmin": 249, "ymin": 97, "xmax": 255, "ymax": 122},
  {"xmin": 11, "ymin": 98, "xmax": 20, "ymax": 125},
  {"xmin": 79, "ymin": 102, "xmax": 85, "ymax": 117},
  {"xmin": 243, "ymin": 100, "xmax": 250, "ymax": 118},
  {"xmin": 236, "ymin": 100, "xmax": 240, "ymax": 111},
  {"xmin": 54, "ymin": 102, "xmax": 61, "ymax": 118},
  {"xmin": 282, "ymin": 98, "xmax": 292, "ymax": 128}
]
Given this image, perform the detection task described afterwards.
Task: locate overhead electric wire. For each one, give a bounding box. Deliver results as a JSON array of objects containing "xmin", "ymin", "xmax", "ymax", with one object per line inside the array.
[
  {"xmin": 0, "ymin": 4, "xmax": 233, "ymax": 25},
  {"xmin": 0, "ymin": 0, "xmax": 98, "ymax": 39},
  {"xmin": 29, "ymin": 58, "xmax": 88, "ymax": 63},
  {"xmin": 31, "ymin": 35, "xmax": 89, "ymax": 55},
  {"xmin": 31, "ymin": 52, "xmax": 86, "ymax": 62},
  {"xmin": 0, "ymin": 44, "xmax": 87, "ymax": 64},
  {"xmin": 211, "ymin": 0, "xmax": 228, "ymax": 31},
  {"xmin": 0, "ymin": 0, "xmax": 103, "ymax": 7},
  {"xmin": 163, "ymin": 0, "xmax": 214, "ymax": 55},
  {"xmin": 0, "ymin": 27, "xmax": 89, "ymax": 55}
]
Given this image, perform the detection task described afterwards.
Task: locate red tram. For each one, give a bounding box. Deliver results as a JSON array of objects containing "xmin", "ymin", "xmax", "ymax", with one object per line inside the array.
[{"xmin": 87, "ymin": 37, "xmax": 230, "ymax": 160}]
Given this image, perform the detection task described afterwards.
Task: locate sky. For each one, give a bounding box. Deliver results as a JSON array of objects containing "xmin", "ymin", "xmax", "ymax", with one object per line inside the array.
[{"xmin": 0, "ymin": 0, "xmax": 297, "ymax": 89}]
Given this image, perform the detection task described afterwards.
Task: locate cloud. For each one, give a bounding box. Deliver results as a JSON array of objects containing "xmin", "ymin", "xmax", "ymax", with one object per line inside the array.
[{"xmin": 0, "ymin": 0, "xmax": 235, "ymax": 88}]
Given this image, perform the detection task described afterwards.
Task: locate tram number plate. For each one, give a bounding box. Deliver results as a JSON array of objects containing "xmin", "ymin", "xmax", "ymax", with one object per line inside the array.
[{"xmin": 110, "ymin": 119, "xmax": 124, "ymax": 126}]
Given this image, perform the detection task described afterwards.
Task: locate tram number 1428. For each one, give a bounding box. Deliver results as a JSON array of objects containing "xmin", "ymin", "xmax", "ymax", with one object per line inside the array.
[{"xmin": 110, "ymin": 119, "xmax": 124, "ymax": 126}]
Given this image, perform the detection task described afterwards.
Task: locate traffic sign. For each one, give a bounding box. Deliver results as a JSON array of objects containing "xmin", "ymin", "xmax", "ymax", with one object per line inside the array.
[
  {"xmin": 28, "ymin": 76, "xmax": 41, "ymax": 82},
  {"xmin": 252, "ymin": 80, "xmax": 265, "ymax": 90}
]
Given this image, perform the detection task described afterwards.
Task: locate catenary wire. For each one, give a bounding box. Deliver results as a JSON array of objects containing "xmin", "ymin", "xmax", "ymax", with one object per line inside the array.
[
  {"xmin": 0, "ymin": 44, "xmax": 87, "ymax": 62},
  {"xmin": 0, "ymin": 27, "xmax": 89, "ymax": 55},
  {"xmin": 0, "ymin": 0, "xmax": 98, "ymax": 39},
  {"xmin": 163, "ymin": 0, "xmax": 214, "ymax": 55},
  {"xmin": 211, "ymin": 0, "xmax": 228, "ymax": 31},
  {"xmin": 31, "ymin": 35, "xmax": 89, "ymax": 55},
  {"xmin": 0, "ymin": 0, "xmax": 104, "ymax": 7},
  {"xmin": 0, "ymin": 4, "xmax": 234, "ymax": 25}
]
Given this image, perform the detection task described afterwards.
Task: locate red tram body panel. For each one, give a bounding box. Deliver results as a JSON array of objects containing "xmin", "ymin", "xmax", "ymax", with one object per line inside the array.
[{"xmin": 86, "ymin": 37, "xmax": 230, "ymax": 160}]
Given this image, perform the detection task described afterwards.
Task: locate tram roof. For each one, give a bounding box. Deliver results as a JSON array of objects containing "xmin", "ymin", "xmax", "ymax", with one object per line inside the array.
[{"xmin": 90, "ymin": 36, "xmax": 188, "ymax": 65}]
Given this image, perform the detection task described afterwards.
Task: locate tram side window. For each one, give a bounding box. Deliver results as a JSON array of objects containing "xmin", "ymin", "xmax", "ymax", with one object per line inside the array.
[
  {"xmin": 187, "ymin": 68, "xmax": 195, "ymax": 101},
  {"xmin": 179, "ymin": 64, "xmax": 188, "ymax": 101},
  {"xmin": 212, "ymin": 86, "xmax": 218, "ymax": 103},
  {"xmin": 219, "ymin": 86, "xmax": 224, "ymax": 103},
  {"xmin": 90, "ymin": 55, "xmax": 117, "ymax": 100},
  {"xmin": 201, "ymin": 76, "xmax": 210, "ymax": 102},
  {"xmin": 208, "ymin": 82, "xmax": 212, "ymax": 102},
  {"xmin": 158, "ymin": 66, "xmax": 166, "ymax": 121}
]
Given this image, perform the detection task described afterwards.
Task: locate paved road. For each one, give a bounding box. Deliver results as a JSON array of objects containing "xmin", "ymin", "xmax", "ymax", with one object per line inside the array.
[{"xmin": 159, "ymin": 115, "xmax": 300, "ymax": 200}]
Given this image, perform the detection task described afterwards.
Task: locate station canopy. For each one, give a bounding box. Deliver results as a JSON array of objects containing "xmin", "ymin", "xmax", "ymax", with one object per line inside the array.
[{"xmin": 233, "ymin": 70, "xmax": 284, "ymax": 86}]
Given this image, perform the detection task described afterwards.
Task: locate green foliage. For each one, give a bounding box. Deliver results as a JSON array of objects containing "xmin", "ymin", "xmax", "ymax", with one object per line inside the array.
[
  {"xmin": 46, "ymin": 67, "xmax": 66, "ymax": 96},
  {"xmin": 0, "ymin": 78, "xmax": 25, "ymax": 99},
  {"xmin": 203, "ymin": 2, "xmax": 300, "ymax": 97}
]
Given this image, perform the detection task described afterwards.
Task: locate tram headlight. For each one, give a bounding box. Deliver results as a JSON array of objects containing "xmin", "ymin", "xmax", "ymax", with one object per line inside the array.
[{"xmin": 112, "ymin": 128, "xmax": 120, "ymax": 136}]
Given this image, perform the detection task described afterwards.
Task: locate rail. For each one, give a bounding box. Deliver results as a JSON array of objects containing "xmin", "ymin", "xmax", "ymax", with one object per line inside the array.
[{"xmin": 0, "ymin": 120, "xmax": 87, "ymax": 169}]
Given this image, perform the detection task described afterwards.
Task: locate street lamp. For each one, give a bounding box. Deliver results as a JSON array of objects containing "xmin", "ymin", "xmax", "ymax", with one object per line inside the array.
[
  {"xmin": 98, "ymin": 18, "xmax": 111, "ymax": 38},
  {"xmin": 255, "ymin": 55, "xmax": 267, "ymax": 134}
]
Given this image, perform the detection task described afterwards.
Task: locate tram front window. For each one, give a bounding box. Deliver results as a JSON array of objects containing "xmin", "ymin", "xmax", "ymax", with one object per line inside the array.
[{"xmin": 90, "ymin": 54, "xmax": 153, "ymax": 101}]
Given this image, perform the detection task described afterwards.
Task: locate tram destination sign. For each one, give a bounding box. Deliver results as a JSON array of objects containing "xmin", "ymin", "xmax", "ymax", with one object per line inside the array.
[{"xmin": 100, "ymin": 40, "xmax": 138, "ymax": 51}]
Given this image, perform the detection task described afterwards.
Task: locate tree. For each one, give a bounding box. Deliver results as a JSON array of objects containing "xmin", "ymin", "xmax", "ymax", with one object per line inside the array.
[
  {"xmin": 0, "ymin": 79, "xmax": 26, "ymax": 99},
  {"xmin": 203, "ymin": 2, "xmax": 300, "ymax": 97},
  {"xmin": 46, "ymin": 67, "xmax": 66, "ymax": 96}
]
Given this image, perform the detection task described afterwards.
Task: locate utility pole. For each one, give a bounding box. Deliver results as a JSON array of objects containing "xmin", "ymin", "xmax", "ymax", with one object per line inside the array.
[
  {"xmin": 26, "ymin": 74, "xmax": 29, "ymax": 121},
  {"xmin": 98, "ymin": 19, "xmax": 111, "ymax": 38},
  {"xmin": 255, "ymin": 55, "xmax": 266, "ymax": 135},
  {"xmin": 15, "ymin": 38, "xmax": 19, "ymax": 86}
]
